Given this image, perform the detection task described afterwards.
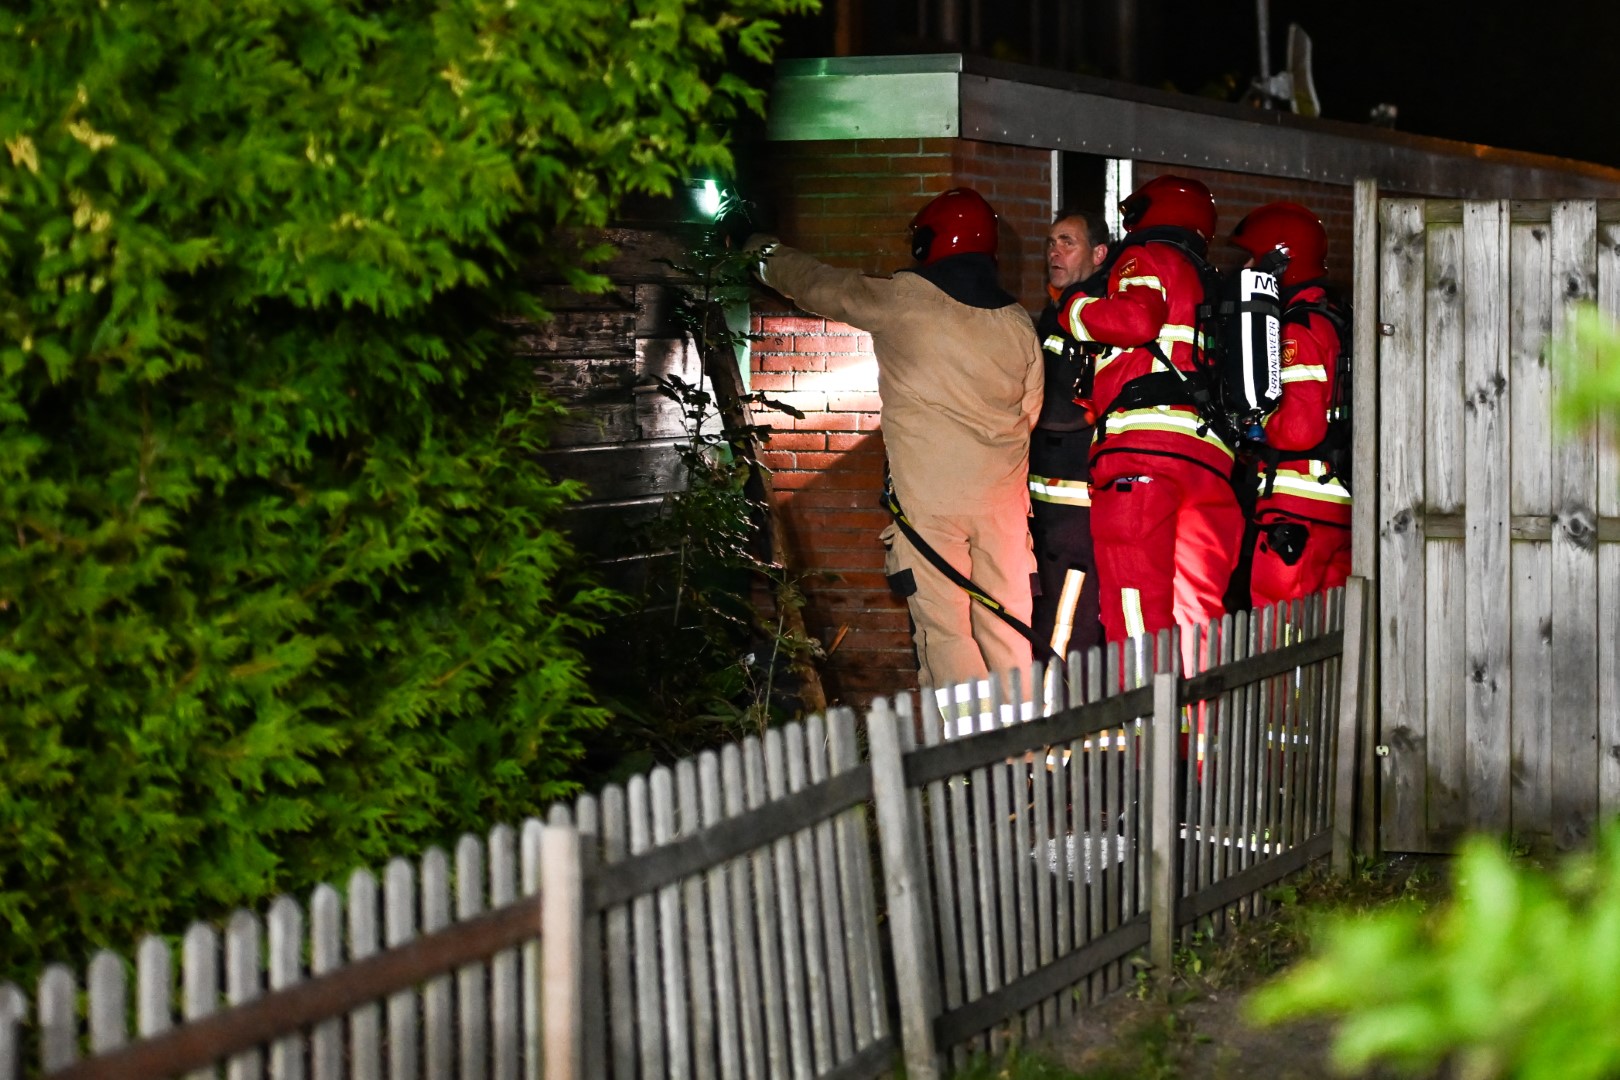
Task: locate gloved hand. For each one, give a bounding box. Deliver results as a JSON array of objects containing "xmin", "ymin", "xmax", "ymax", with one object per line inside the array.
[{"xmin": 715, "ymin": 192, "xmax": 775, "ymax": 249}]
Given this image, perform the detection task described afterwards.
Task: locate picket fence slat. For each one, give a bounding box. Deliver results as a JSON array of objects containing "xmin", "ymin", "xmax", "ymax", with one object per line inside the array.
[
  {"xmin": 628, "ymin": 773, "xmax": 665, "ymax": 1080},
  {"xmin": 1028, "ymin": 664, "xmax": 1057, "ymax": 1035},
  {"xmin": 420, "ymin": 848, "xmax": 451, "ymax": 1080},
  {"xmin": 651, "ymin": 765, "xmax": 692, "ymax": 1080},
  {"xmin": 783, "ymin": 723, "xmax": 832, "ymax": 1076},
  {"xmin": 742, "ymin": 736, "xmax": 790, "ymax": 1080},
  {"xmin": 384, "ymin": 860, "xmax": 418, "ymax": 1080},
  {"xmin": 829, "ymin": 706, "xmax": 886, "ymax": 1053},
  {"xmin": 521, "ymin": 817, "xmax": 544, "ymax": 1080},
  {"xmin": 915, "ymin": 693, "xmax": 959, "ymax": 1024},
  {"xmin": 86, "ymin": 953, "xmax": 123, "ymax": 1059},
  {"xmin": 488, "ymin": 823, "xmax": 520, "ymax": 1080},
  {"xmin": 720, "ymin": 743, "xmax": 767, "ymax": 1080},
  {"xmin": 804, "ymin": 712, "xmax": 855, "ymax": 1065},
  {"xmin": 768, "ymin": 726, "xmax": 815, "ymax": 1080},
  {"xmin": 697, "ymin": 751, "xmax": 742, "ymax": 1080},
  {"xmin": 181, "ymin": 924, "xmax": 219, "ymax": 1080},
  {"xmin": 600, "ymin": 785, "xmax": 634, "ymax": 1080},
  {"xmin": 676, "ymin": 758, "xmax": 717, "ymax": 1080},
  {"xmin": 136, "ymin": 936, "xmax": 170, "ymax": 1044},
  {"xmin": 309, "ymin": 885, "xmax": 341, "ymax": 1080},
  {"xmin": 348, "ymin": 869, "xmax": 381, "ymax": 1080},
  {"xmin": 456, "ymin": 836, "xmax": 489, "ymax": 1080},
  {"xmin": 1088, "ymin": 643, "xmax": 1112, "ymax": 997},
  {"xmin": 988, "ymin": 672, "xmax": 1018, "ymax": 1037},
  {"xmin": 0, "ymin": 981, "xmax": 24, "ymax": 1080},
  {"xmin": 40, "ymin": 966, "xmax": 76, "ymax": 1073},
  {"xmin": 267, "ymin": 897, "xmax": 304, "ymax": 1080}
]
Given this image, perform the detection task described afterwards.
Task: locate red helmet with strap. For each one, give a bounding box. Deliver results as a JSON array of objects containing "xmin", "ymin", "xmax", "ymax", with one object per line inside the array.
[
  {"xmin": 909, "ymin": 188, "xmax": 998, "ymax": 265},
  {"xmin": 1119, "ymin": 175, "xmax": 1217, "ymax": 244},
  {"xmin": 1231, "ymin": 201, "xmax": 1327, "ymax": 286}
]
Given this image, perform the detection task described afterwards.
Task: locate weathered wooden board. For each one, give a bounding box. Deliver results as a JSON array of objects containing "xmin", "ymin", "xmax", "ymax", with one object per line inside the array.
[
  {"xmin": 539, "ymin": 441, "xmax": 686, "ymax": 502},
  {"xmin": 516, "ymin": 309, "xmax": 636, "ymax": 360},
  {"xmin": 1599, "ymin": 222, "xmax": 1620, "ymax": 818},
  {"xmin": 1377, "ymin": 200, "xmax": 1433, "ymax": 853},
  {"xmin": 1549, "ymin": 200, "xmax": 1602, "ymax": 848},
  {"xmin": 1508, "ymin": 215, "xmax": 1554, "ymax": 839},
  {"xmin": 1461, "ymin": 201, "xmax": 1512, "ymax": 834}
]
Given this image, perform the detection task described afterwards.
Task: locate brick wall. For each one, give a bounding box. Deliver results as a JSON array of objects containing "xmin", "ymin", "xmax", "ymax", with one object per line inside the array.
[
  {"xmin": 750, "ymin": 315, "xmax": 907, "ymax": 701},
  {"xmin": 765, "ymin": 137, "xmax": 1053, "ymax": 306},
  {"xmin": 755, "ymin": 142, "xmax": 1359, "ymax": 705},
  {"xmin": 755, "ymin": 137, "xmax": 1052, "ymax": 702}
]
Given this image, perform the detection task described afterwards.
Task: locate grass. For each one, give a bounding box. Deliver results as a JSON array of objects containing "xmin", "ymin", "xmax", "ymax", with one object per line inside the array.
[{"xmin": 939, "ymin": 853, "xmax": 1453, "ymax": 1080}]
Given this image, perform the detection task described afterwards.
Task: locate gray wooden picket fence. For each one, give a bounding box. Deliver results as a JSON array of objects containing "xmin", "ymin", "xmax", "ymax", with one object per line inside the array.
[{"xmin": 0, "ymin": 581, "xmax": 1368, "ymax": 1080}]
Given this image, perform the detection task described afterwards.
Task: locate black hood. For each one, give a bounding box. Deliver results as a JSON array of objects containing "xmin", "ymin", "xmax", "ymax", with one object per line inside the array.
[{"xmin": 898, "ymin": 252, "xmax": 1017, "ymax": 309}]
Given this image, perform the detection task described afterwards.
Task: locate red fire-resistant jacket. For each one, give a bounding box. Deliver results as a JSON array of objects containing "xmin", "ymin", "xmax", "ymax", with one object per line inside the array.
[
  {"xmin": 1256, "ymin": 286, "xmax": 1351, "ymax": 524},
  {"xmin": 1057, "ymin": 237, "xmax": 1234, "ymax": 481}
]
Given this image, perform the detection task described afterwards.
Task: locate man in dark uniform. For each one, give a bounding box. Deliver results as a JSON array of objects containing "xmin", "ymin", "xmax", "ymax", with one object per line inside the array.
[{"xmin": 1029, "ymin": 208, "xmax": 1111, "ymax": 664}]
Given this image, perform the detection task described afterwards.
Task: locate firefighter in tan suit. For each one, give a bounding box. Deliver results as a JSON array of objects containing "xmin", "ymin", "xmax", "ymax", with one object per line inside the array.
[{"xmin": 750, "ymin": 188, "xmax": 1044, "ymax": 695}]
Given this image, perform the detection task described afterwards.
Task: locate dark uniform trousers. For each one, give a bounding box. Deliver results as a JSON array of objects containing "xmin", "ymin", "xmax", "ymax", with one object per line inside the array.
[{"xmin": 1028, "ymin": 426, "xmax": 1103, "ymax": 663}]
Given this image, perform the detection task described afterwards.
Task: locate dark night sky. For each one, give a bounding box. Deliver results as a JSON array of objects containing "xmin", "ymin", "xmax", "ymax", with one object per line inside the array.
[{"xmin": 1162, "ymin": 1, "xmax": 1620, "ymax": 169}]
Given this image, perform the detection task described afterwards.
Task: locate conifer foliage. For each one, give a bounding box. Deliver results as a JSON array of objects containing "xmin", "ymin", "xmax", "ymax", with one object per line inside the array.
[{"xmin": 0, "ymin": 0, "xmax": 809, "ymax": 978}]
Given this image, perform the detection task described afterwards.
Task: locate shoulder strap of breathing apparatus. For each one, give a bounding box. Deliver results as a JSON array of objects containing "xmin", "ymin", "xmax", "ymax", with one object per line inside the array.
[
  {"xmin": 1254, "ymin": 294, "xmax": 1353, "ymax": 496},
  {"xmin": 880, "ymin": 485, "xmax": 1062, "ymax": 669}
]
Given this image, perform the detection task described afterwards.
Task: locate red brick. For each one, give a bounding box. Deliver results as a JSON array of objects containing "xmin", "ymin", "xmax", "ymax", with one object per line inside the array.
[
  {"xmin": 823, "ymin": 352, "xmax": 878, "ymax": 374},
  {"xmin": 785, "ymin": 507, "xmax": 887, "ymax": 530},
  {"xmin": 826, "ymin": 432, "xmax": 885, "ymax": 452},
  {"xmin": 792, "ymin": 412, "xmax": 865, "ymax": 432},
  {"xmin": 769, "ymin": 390, "xmax": 826, "ymax": 415},
  {"xmin": 797, "ymin": 335, "xmax": 859, "ymax": 354},
  {"xmin": 759, "ymin": 315, "xmax": 824, "ymax": 334},
  {"xmin": 759, "ymin": 354, "xmax": 826, "ymax": 373},
  {"xmin": 827, "ymin": 392, "xmax": 883, "ymax": 413},
  {"xmin": 768, "ymin": 470, "xmax": 819, "ymax": 490},
  {"xmin": 779, "ymin": 450, "xmax": 836, "ymax": 472},
  {"xmin": 800, "ymin": 547, "xmax": 885, "ymax": 572},
  {"xmin": 807, "ymin": 569, "xmax": 893, "ymax": 591},
  {"xmin": 760, "ymin": 431, "xmax": 826, "ymax": 452},
  {"xmin": 751, "ymin": 334, "xmax": 793, "ymax": 353},
  {"xmin": 749, "ymin": 373, "xmax": 793, "ymax": 391}
]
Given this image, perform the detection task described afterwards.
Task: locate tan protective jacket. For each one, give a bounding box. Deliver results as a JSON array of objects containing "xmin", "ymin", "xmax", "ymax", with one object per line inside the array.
[{"xmin": 758, "ymin": 245, "xmax": 1043, "ymax": 515}]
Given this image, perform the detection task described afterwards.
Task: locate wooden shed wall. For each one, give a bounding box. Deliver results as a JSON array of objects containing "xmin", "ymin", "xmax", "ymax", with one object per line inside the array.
[
  {"xmin": 528, "ymin": 228, "xmax": 707, "ymax": 593},
  {"xmin": 1377, "ymin": 198, "xmax": 1620, "ymax": 852}
]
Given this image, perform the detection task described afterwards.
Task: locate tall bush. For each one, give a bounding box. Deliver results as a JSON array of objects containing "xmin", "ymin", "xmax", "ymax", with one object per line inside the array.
[{"xmin": 0, "ymin": 0, "xmax": 811, "ymax": 979}]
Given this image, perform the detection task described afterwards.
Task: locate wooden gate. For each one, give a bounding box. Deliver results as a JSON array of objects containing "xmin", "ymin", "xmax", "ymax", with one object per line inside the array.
[{"xmin": 1377, "ymin": 198, "xmax": 1620, "ymax": 852}]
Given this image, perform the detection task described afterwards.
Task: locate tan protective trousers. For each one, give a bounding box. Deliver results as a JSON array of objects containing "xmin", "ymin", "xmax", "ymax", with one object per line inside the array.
[{"xmin": 882, "ymin": 509, "xmax": 1037, "ymax": 697}]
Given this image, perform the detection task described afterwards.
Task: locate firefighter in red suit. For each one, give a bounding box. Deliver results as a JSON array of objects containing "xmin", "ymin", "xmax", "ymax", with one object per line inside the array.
[
  {"xmin": 1230, "ymin": 202, "xmax": 1352, "ymax": 609},
  {"xmin": 1058, "ymin": 176, "xmax": 1242, "ymax": 646}
]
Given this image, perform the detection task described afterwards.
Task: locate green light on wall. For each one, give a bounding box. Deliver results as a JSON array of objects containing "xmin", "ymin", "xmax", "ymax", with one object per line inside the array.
[{"xmin": 695, "ymin": 179, "xmax": 723, "ymax": 221}]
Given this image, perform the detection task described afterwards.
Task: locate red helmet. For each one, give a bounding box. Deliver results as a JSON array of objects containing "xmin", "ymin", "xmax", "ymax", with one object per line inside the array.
[
  {"xmin": 909, "ymin": 188, "xmax": 998, "ymax": 265},
  {"xmin": 1230, "ymin": 201, "xmax": 1328, "ymax": 286},
  {"xmin": 1119, "ymin": 175, "xmax": 1217, "ymax": 244}
]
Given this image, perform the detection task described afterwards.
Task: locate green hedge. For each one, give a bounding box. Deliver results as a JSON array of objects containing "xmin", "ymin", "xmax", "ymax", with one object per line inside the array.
[{"xmin": 0, "ymin": 0, "xmax": 809, "ymax": 980}]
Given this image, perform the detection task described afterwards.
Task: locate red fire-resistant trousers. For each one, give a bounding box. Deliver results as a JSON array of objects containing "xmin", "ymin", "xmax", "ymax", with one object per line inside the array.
[
  {"xmin": 1249, "ymin": 510, "xmax": 1352, "ymax": 612},
  {"xmin": 1090, "ymin": 452, "xmax": 1243, "ymax": 646}
]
